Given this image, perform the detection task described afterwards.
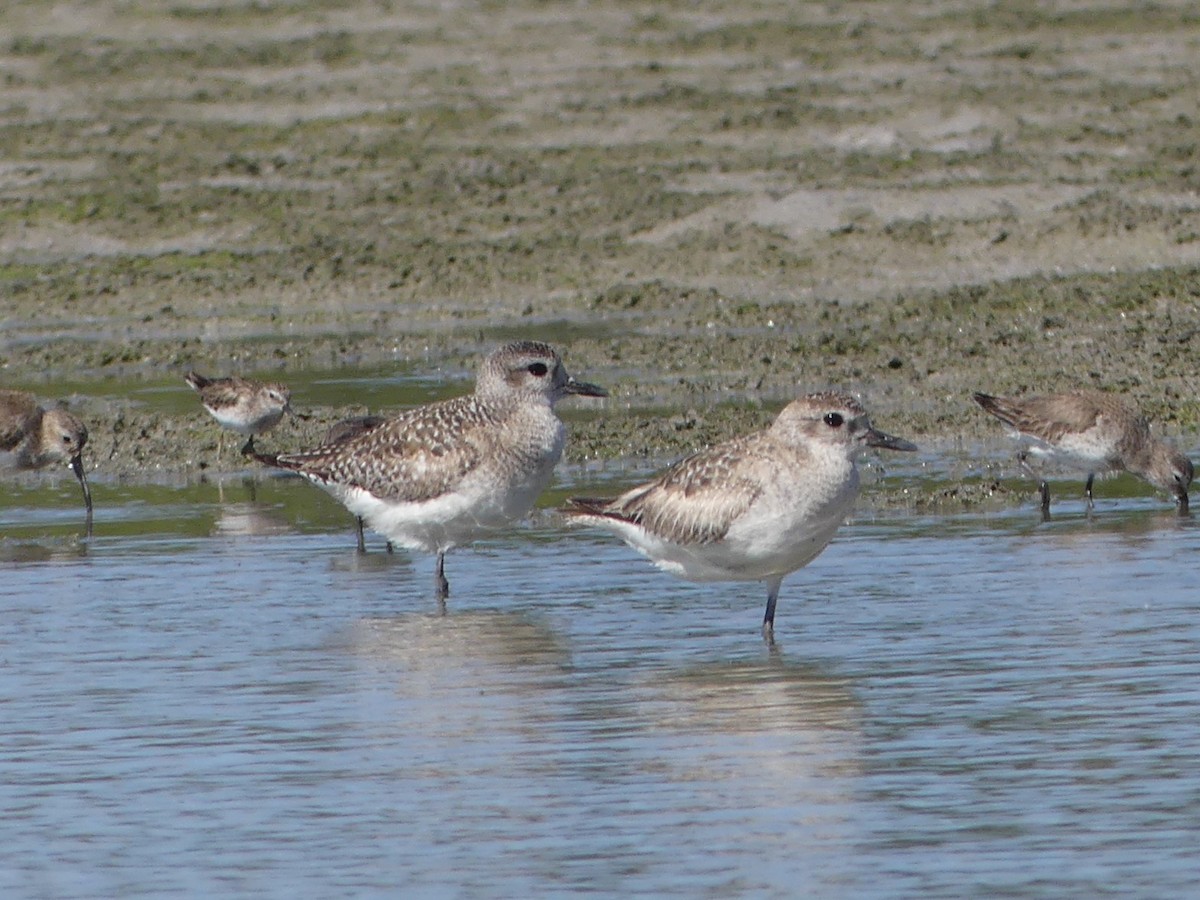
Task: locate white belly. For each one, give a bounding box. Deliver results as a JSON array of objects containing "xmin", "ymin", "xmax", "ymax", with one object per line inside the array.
[
  {"xmin": 610, "ymin": 465, "xmax": 860, "ymax": 584},
  {"xmin": 1019, "ymin": 431, "xmax": 1115, "ymax": 473},
  {"xmin": 210, "ymin": 406, "xmax": 283, "ymax": 436},
  {"xmin": 315, "ymin": 418, "xmax": 565, "ymax": 553}
]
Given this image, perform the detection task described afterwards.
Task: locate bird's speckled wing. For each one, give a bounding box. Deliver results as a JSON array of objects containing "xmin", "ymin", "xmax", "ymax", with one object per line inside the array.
[
  {"xmin": 194, "ymin": 377, "xmax": 253, "ymax": 412},
  {"xmin": 274, "ymin": 396, "xmax": 496, "ymax": 503},
  {"xmin": 976, "ymin": 391, "xmax": 1142, "ymax": 444},
  {"xmin": 587, "ymin": 435, "xmax": 772, "ymax": 545},
  {"xmin": 322, "ymin": 415, "xmax": 386, "ymax": 446},
  {"xmin": 0, "ymin": 390, "xmax": 39, "ymax": 451}
]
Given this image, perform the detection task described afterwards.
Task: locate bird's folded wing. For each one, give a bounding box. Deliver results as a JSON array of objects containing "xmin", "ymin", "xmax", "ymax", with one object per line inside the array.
[
  {"xmin": 977, "ymin": 393, "xmax": 1103, "ymax": 442},
  {"xmin": 1024, "ymin": 398, "xmax": 1108, "ymax": 441},
  {"xmin": 603, "ymin": 441, "xmax": 764, "ymax": 545},
  {"xmin": 277, "ymin": 397, "xmax": 489, "ymax": 504},
  {"xmin": 195, "ymin": 379, "xmax": 250, "ymax": 410}
]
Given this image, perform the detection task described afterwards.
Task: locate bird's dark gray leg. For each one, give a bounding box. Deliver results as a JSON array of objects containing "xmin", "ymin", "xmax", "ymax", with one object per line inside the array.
[
  {"xmin": 434, "ymin": 551, "xmax": 450, "ymax": 604},
  {"xmin": 1085, "ymin": 473, "xmax": 1095, "ymax": 510},
  {"xmin": 240, "ymin": 436, "xmax": 255, "ymax": 456},
  {"xmin": 761, "ymin": 576, "xmax": 783, "ymax": 644},
  {"xmin": 355, "ymin": 517, "xmax": 367, "ymax": 554},
  {"xmin": 1018, "ymin": 450, "xmax": 1052, "ymax": 517}
]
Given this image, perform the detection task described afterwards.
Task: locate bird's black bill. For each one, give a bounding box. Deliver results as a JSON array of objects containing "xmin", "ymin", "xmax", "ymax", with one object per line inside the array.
[
  {"xmin": 71, "ymin": 454, "xmax": 94, "ymax": 536},
  {"xmin": 865, "ymin": 428, "xmax": 917, "ymax": 452},
  {"xmin": 1177, "ymin": 488, "xmax": 1189, "ymax": 515},
  {"xmin": 564, "ymin": 378, "xmax": 608, "ymax": 398}
]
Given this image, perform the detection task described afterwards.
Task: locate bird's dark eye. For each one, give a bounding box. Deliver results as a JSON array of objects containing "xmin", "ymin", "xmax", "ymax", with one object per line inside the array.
[
  {"xmin": 824, "ymin": 412, "xmax": 844, "ymax": 428},
  {"xmin": 62, "ymin": 435, "xmax": 72, "ymax": 443},
  {"xmin": 528, "ymin": 362, "xmax": 548, "ymax": 377}
]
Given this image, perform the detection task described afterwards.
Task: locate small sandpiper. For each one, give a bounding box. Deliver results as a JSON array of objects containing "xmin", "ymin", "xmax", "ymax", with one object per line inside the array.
[
  {"xmin": 185, "ymin": 371, "xmax": 292, "ymax": 456},
  {"xmin": 0, "ymin": 389, "xmax": 94, "ymax": 532},
  {"xmin": 321, "ymin": 414, "xmax": 388, "ymax": 554},
  {"xmin": 253, "ymin": 342, "xmax": 606, "ymax": 600},
  {"xmin": 563, "ymin": 391, "xmax": 916, "ymax": 643},
  {"xmin": 973, "ymin": 390, "xmax": 1193, "ymax": 514}
]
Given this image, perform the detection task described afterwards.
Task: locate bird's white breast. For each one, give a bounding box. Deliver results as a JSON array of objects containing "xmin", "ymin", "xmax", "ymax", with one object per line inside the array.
[
  {"xmin": 1017, "ymin": 428, "xmax": 1115, "ymax": 472},
  {"xmin": 611, "ymin": 445, "xmax": 860, "ymax": 583}
]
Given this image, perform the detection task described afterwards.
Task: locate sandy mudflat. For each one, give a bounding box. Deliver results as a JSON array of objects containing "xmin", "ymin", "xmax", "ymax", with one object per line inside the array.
[{"xmin": 2, "ymin": 0, "xmax": 1199, "ymax": 496}]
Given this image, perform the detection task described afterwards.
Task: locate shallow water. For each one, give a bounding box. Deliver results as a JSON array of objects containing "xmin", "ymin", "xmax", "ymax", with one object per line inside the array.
[{"xmin": 2, "ymin": 477, "xmax": 1199, "ymax": 897}]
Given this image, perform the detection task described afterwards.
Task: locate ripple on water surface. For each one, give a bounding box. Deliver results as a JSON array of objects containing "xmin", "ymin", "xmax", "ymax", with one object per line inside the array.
[{"xmin": 1, "ymin": 490, "xmax": 1199, "ymax": 896}]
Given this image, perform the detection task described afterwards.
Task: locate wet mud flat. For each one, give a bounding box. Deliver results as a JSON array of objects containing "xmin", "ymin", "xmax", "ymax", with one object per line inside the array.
[{"xmin": 2, "ymin": 0, "xmax": 1199, "ymax": 498}]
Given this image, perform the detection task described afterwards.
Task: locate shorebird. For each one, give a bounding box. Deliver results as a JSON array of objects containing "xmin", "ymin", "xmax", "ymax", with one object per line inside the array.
[
  {"xmin": 253, "ymin": 342, "xmax": 606, "ymax": 600},
  {"xmin": 563, "ymin": 391, "xmax": 916, "ymax": 642},
  {"xmin": 185, "ymin": 371, "xmax": 292, "ymax": 456},
  {"xmin": 321, "ymin": 414, "xmax": 388, "ymax": 554},
  {"xmin": 0, "ymin": 389, "xmax": 94, "ymax": 532},
  {"xmin": 973, "ymin": 390, "xmax": 1193, "ymax": 514}
]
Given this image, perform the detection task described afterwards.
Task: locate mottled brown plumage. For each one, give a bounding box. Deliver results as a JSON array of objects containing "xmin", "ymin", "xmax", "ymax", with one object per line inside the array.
[
  {"xmin": 0, "ymin": 390, "xmax": 40, "ymax": 453},
  {"xmin": 570, "ymin": 432, "xmax": 780, "ymax": 546},
  {"xmin": 274, "ymin": 396, "xmax": 501, "ymax": 504},
  {"xmin": 323, "ymin": 415, "xmax": 387, "ymax": 447}
]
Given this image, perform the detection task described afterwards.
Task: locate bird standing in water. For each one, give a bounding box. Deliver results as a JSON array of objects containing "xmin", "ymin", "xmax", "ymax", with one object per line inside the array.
[
  {"xmin": 564, "ymin": 391, "xmax": 916, "ymax": 643},
  {"xmin": 253, "ymin": 342, "xmax": 606, "ymax": 602}
]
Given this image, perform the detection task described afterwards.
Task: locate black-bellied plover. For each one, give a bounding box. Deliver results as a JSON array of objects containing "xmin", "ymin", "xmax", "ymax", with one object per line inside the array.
[
  {"xmin": 973, "ymin": 390, "xmax": 1192, "ymax": 514},
  {"xmin": 1, "ymin": 389, "xmax": 93, "ymax": 531},
  {"xmin": 563, "ymin": 391, "xmax": 915, "ymax": 643},
  {"xmin": 185, "ymin": 371, "xmax": 292, "ymax": 456},
  {"xmin": 253, "ymin": 342, "xmax": 606, "ymax": 600}
]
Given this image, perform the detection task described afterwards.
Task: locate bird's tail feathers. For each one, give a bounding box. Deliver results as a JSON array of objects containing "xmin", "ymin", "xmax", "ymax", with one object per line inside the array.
[
  {"xmin": 247, "ymin": 448, "xmax": 285, "ymax": 469},
  {"xmin": 562, "ymin": 497, "xmax": 620, "ymax": 519},
  {"xmin": 972, "ymin": 391, "xmax": 1015, "ymax": 424},
  {"xmin": 184, "ymin": 371, "xmax": 213, "ymax": 391}
]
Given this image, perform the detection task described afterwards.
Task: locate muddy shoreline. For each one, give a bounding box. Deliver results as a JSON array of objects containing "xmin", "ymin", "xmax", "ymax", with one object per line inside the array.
[{"xmin": 3, "ymin": 1, "xmax": 1199, "ymax": 504}]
